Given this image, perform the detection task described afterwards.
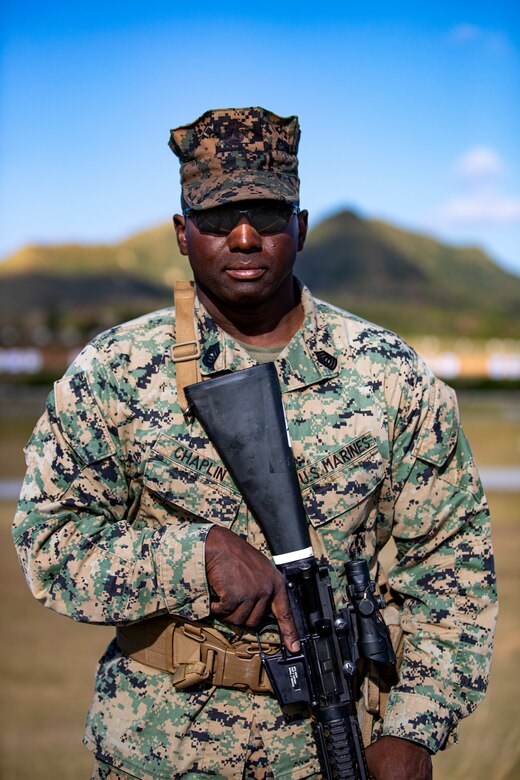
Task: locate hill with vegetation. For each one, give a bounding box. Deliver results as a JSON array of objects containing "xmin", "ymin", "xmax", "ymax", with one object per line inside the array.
[
  {"xmin": 297, "ymin": 210, "xmax": 520, "ymax": 337},
  {"xmin": 0, "ymin": 224, "xmax": 189, "ymax": 341},
  {"xmin": 1, "ymin": 210, "xmax": 519, "ymax": 341}
]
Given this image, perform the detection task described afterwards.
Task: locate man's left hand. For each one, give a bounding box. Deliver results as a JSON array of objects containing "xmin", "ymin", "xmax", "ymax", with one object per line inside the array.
[{"xmin": 365, "ymin": 736, "xmax": 432, "ymax": 780}]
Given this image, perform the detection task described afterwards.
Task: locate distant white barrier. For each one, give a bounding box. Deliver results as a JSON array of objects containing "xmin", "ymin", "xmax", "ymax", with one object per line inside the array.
[
  {"xmin": 413, "ymin": 338, "xmax": 520, "ymax": 380},
  {"xmin": 0, "ymin": 348, "xmax": 43, "ymax": 374},
  {"xmin": 487, "ymin": 353, "xmax": 520, "ymax": 380},
  {"xmin": 425, "ymin": 352, "xmax": 461, "ymax": 379}
]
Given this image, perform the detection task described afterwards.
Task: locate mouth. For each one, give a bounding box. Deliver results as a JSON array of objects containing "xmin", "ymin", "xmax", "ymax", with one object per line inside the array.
[{"xmin": 225, "ymin": 265, "xmax": 266, "ymax": 280}]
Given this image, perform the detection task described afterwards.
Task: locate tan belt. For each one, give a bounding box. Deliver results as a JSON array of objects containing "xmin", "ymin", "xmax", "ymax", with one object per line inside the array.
[{"xmin": 116, "ymin": 615, "xmax": 276, "ymax": 694}]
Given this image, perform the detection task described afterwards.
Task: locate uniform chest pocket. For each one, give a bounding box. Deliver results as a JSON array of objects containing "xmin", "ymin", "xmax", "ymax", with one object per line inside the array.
[
  {"xmin": 142, "ymin": 434, "xmax": 243, "ymax": 526},
  {"xmin": 299, "ymin": 434, "xmax": 384, "ymax": 529}
]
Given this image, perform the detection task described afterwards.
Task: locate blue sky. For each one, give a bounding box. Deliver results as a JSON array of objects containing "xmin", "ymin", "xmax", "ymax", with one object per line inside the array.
[{"xmin": 2, "ymin": 1, "xmax": 519, "ymax": 273}]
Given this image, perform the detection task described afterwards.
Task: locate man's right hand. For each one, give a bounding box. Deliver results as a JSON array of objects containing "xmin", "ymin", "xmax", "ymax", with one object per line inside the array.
[{"xmin": 205, "ymin": 524, "xmax": 300, "ymax": 653}]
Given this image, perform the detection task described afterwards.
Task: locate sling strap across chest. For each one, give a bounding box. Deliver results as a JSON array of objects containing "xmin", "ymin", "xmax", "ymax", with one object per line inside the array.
[{"xmin": 171, "ymin": 280, "xmax": 201, "ymax": 413}]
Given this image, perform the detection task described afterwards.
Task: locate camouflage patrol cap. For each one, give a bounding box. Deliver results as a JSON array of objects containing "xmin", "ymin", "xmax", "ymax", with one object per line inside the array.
[{"xmin": 169, "ymin": 107, "xmax": 300, "ymax": 209}]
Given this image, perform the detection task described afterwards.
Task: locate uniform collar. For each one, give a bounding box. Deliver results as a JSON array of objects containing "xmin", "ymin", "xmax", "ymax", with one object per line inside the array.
[{"xmin": 193, "ymin": 281, "xmax": 342, "ymax": 392}]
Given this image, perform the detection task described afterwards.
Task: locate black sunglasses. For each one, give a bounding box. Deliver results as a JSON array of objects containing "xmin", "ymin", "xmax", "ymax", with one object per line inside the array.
[{"xmin": 183, "ymin": 202, "xmax": 299, "ymax": 236}]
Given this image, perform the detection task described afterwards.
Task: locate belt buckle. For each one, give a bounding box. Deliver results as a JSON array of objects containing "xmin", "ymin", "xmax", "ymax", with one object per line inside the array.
[
  {"xmin": 173, "ymin": 622, "xmax": 274, "ymax": 693},
  {"xmin": 220, "ymin": 641, "xmax": 272, "ymax": 693}
]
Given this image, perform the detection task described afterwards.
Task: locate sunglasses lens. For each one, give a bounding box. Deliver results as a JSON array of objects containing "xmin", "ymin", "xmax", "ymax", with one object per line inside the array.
[
  {"xmin": 194, "ymin": 208, "xmax": 237, "ymax": 235},
  {"xmin": 190, "ymin": 204, "xmax": 295, "ymax": 235},
  {"xmin": 251, "ymin": 205, "xmax": 294, "ymax": 234}
]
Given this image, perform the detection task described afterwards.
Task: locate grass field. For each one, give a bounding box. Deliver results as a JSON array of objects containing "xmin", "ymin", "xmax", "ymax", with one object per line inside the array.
[{"xmin": 0, "ymin": 389, "xmax": 519, "ymax": 779}]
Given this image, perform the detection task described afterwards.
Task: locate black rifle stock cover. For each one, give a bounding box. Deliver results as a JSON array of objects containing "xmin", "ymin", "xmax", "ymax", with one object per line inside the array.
[{"xmin": 185, "ymin": 363, "xmax": 311, "ymax": 557}]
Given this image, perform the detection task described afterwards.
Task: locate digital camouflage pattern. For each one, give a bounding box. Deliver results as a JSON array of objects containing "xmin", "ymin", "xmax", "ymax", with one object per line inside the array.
[
  {"xmin": 169, "ymin": 107, "xmax": 300, "ymax": 209},
  {"xmin": 13, "ymin": 284, "xmax": 497, "ymax": 779}
]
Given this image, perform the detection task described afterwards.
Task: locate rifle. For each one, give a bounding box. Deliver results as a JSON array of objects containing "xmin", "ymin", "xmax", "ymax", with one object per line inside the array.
[{"xmin": 185, "ymin": 362, "xmax": 395, "ymax": 780}]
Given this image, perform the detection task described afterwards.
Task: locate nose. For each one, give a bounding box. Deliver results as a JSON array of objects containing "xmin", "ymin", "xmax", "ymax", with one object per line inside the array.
[{"xmin": 227, "ymin": 217, "xmax": 262, "ymax": 253}]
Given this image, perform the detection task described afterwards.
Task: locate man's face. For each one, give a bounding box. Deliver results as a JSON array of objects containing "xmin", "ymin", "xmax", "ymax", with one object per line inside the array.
[{"xmin": 174, "ymin": 199, "xmax": 308, "ymax": 310}]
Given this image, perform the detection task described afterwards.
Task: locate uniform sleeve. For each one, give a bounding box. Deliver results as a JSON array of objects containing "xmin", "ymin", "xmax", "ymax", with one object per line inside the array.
[
  {"xmin": 381, "ymin": 363, "xmax": 497, "ymax": 753},
  {"xmin": 12, "ymin": 351, "xmax": 213, "ymax": 625}
]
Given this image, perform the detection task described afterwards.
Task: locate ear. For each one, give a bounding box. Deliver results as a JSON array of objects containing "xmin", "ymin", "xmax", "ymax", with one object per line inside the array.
[
  {"xmin": 297, "ymin": 209, "xmax": 309, "ymax": 252},
  {"xmin": 173, "ymin": 214, "xmax": 188, "ymax": 256}
]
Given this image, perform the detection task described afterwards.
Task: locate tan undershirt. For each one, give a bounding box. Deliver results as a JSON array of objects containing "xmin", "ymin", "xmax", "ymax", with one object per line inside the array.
[{"xmin": 234, "ymin": 338, "xmax": 288, "ymax": 364}]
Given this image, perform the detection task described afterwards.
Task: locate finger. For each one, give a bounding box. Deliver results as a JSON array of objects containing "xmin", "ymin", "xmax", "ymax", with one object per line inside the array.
[
  {"xmin": 272, "ymin": 590, "xmax": 300, "ymax": 653},
  {"xmin": 211, "ymin": 595, "xmax": 256, "ymax": 626},
  {"xmin": 241, "ymin": 596, "xmax": 271, "ymax": 629},
  {"xmin": 210, "ymin": 598, "xmax": 223, "ymax": 614}
]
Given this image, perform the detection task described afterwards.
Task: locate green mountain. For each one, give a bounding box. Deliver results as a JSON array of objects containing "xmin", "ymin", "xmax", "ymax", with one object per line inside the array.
[
  {"xmin": 0, "ymin": 224, "xmax": 190, "ymax": 338},
  {"xmin": 297, "ymin": 211, "xmax": 520, "ymax": 337},
  {"xmin": 1, "ymin": 211, "xmax": 519, "ymax": 340},
  {"xmin": 0, "ymin": 222, "xmax": 190, "ymax": 285}
]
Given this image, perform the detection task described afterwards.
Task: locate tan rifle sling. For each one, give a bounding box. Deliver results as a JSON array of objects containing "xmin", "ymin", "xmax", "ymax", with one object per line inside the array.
[{"xmin": 171, "ymin": 280, "xmax": 201, "ymax": 412}]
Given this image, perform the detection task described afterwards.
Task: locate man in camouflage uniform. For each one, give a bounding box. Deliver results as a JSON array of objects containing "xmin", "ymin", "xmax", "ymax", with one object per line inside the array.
[{"xmin": 13, "ymin": 107, "xmax": 496, "ymax": 780}]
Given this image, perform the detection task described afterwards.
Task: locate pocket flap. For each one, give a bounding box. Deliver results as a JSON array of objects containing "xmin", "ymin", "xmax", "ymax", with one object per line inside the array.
[
  {"xmin": 299, "ymin": 434, "xmax": 384, "ymax": 527},
  {"xmin": 143, "ymin": 434, "xmax": 242, "ymax": 525}
]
